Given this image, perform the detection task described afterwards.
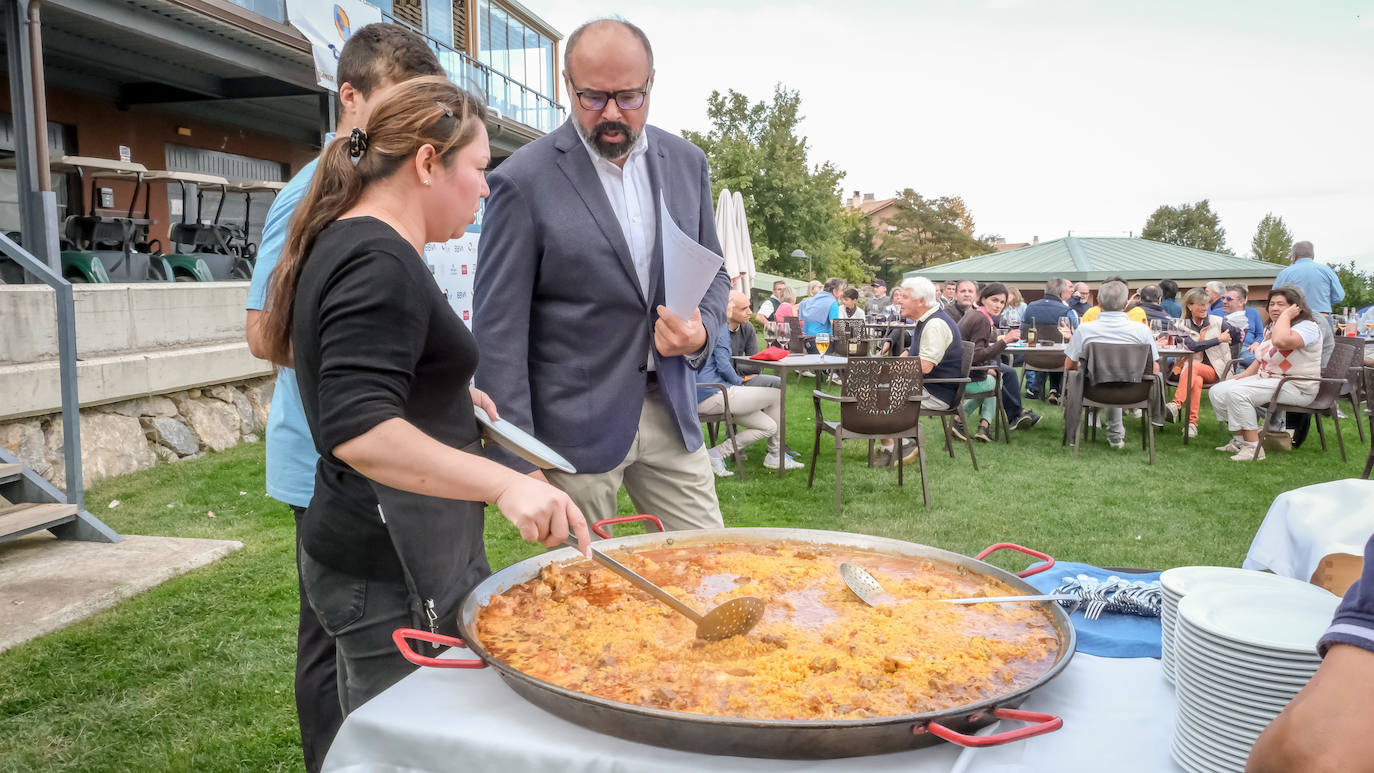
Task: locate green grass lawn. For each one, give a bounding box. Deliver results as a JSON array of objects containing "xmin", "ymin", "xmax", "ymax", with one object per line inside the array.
[{"xmin": 0, "ymin": 385, "xmax": 1367, "ymax": 771}]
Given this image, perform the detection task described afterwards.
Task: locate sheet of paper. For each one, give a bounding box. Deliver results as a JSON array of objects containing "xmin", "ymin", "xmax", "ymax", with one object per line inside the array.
[{"xmin": 661, "ymin": 194, "xmax": 724, "ymax": 317}]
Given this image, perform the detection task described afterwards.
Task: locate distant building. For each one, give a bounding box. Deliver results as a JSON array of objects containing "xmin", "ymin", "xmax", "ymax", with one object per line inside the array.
[{"xmin": 845, "ymin": 191, "xmax": 899, "ymax": 246}]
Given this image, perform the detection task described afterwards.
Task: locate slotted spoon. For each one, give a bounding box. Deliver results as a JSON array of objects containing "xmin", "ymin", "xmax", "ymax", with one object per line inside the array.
[
  {"xmin": 566, "ymin": 540, "xmax": 765, "ymax": 640},
  {"xmin": 839, "ymin": 562, "xmax": 1075, "ymax": 607}
]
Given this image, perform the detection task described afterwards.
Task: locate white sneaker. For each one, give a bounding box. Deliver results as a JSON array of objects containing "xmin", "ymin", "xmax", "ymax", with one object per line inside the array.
[
  {"xmin": 1230, "ymin": 444, "xmax": 1264, "ymax": 461},
  {"xmin": 764, "ymin": 452, "xmax": 803, "ymax": 470},
  {"xmin": 1164, "ymin": 403, "xmax": 1180, "ymax": 424},
  {"xmin": 708, "ymin": 452, "xmax": 734, "ymax": 477},
  {"xmin": 1108, "ymin": 438, "xmax": 1126, "ymax": 449},
  {"xmin": 1186, "ymin": 424, "xmax": 1198, "ymax": 438},
  {"xmin": 1215, "ymin": 437, "xmax": 1242, "ymax": 453}
]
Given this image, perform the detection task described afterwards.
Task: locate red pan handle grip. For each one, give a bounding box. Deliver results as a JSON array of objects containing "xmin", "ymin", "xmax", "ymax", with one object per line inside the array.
[
  {"xmin": 976, "ymin": 543, "xmax": 1055, "ymax": 577},
  {"xmin": 392, "ymin": 629, "xmax": 487, "ymax": 669},
  {"xmin": 916, "ymin": 708, "xmax": 1063, "ymax": 747},
  {"xmin": 591, "ymin": 514, "xmax": 666, "ymax": 539}
]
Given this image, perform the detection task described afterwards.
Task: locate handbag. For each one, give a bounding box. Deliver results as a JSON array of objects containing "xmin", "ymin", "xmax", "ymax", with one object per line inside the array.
[{"xmin": 1260, "ymin": 429, "xmax": 1292, "ymax": 452}]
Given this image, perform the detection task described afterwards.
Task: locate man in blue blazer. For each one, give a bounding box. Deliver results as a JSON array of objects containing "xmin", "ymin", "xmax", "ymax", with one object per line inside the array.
[{"xmin": 474, "ymin": 18, "xmax": 730, "ymax": 532}]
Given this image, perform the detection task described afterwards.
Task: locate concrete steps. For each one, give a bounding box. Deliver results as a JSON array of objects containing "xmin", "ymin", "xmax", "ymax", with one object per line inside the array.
[{"xmin": 0, "ymin": 502, "xmax": 79, "ymax": 543}]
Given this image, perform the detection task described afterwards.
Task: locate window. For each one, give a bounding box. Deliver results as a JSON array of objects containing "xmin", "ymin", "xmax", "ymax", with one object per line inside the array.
[
  {"xmin": 424, "ymin": 0, "xmax": 452, "ymax": 47},
  {"xmin": 477, "ymin": 0, "xmax": 556, "ymax": 99}
]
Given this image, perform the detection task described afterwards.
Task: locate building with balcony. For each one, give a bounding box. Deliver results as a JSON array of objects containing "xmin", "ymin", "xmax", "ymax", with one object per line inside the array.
[{"xmin": 0, "ymin": 0, "xmax": 564, "ymax": 248}]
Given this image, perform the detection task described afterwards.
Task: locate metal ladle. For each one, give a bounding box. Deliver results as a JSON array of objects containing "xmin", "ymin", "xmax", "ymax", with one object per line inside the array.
[
  {"xmin": 566, "ymin": 540, "xmax": 765, "ymax": 640},
  {"xmin": 840, "ymin": 562, "xmax": 1075, "ymax": 607}
]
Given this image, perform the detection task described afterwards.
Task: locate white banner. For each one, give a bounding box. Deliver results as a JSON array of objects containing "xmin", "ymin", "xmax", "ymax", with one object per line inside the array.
[
  {"xmin": 284, "ymin": 0, "xmax": 383, "ymax": 91},
  {"xmin": 423, "ymin": 225, "xmax": 480, "ymax": 326}
]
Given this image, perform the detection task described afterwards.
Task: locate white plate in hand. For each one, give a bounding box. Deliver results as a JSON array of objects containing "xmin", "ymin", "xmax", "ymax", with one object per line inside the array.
[{"xmin": 474, "ymin": 407, "xmax": 576, "ymax": 473}]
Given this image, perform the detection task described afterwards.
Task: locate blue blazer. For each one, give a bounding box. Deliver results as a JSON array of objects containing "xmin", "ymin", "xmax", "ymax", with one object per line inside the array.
[{"xmin": 473, "ymin": 121, "xmax": 731, "ymax": 474}]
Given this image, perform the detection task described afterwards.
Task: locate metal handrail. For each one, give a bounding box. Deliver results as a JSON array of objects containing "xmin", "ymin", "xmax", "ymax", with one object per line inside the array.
[
  {"xmin": 0, "ymin": 231, "xmax": 83, "ymax": 509},
  {"xmin": 378, "ymin": 10, "xmax": 565, "ymax": 133}
]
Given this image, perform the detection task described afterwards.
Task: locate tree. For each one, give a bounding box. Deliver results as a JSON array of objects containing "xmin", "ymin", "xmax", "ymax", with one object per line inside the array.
[
  {"xmin": 876, "ymin": 189, "xmax": 995, "ymax": 275},
  {"xmin": 682, "ymin": 85, "xmax": 871, "ymax": 284},
  {"xmin": 1329, "ymin": 261, "xmax": 1374, "ymax": 309},
  {"xmin": 1250, "ymin": 213, "xmax": 1293, "ymax": 264},
  {"xmin": 1140, "ymin": 200, "xmax": 1233, "ymax": 254}
]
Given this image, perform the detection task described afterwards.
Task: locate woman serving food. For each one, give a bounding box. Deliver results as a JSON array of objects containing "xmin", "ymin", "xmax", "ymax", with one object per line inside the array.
[{"xmin": 258, "ymin": 76, "xmax": 591, "ymax": 715}]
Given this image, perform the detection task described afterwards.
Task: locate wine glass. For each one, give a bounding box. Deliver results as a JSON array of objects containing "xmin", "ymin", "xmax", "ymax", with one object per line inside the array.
[
  {"xmin": 1057, "ymin": 315, "xmax": 1072, "ymax": 343},
  {"xmin": 1005, "ymin": 308, "xmax": 1021, "ymax": 330},
  {"xmin": 1333, "ymin": 314, "xmax": 1347, "ymax": 337},
  {"xmin": 815, "ymin": 333, "xmax": 831, "ymax": 356}
]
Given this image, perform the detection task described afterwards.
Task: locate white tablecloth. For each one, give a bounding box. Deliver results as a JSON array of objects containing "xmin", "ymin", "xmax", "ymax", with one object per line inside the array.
[
  {"xmin": 1243, "ymin": 479, "xmax": 1374, "ymax": 581},
  {"xmin": 323, "ymin": 652, "xmax": 1183, "ymax": 773}
]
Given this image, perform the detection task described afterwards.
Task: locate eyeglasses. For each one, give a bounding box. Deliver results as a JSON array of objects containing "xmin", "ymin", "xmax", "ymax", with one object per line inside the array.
[
  {"xmin": 1224, "ymin": 295, "xmax": 1242, "ymax": 303},
  {"xmin": 569, "ymin": 79, "xmax": 650, "ymax": 111}
]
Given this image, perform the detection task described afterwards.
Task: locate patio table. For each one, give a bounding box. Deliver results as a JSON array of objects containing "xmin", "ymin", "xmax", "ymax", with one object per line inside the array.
[
  {"xmin": 731, "ymin": 353, "xmax": 848, "ymax": 478},
  {"xmin": 321, "ymin": 651, "xmax": 1182, "ymax": 773}
]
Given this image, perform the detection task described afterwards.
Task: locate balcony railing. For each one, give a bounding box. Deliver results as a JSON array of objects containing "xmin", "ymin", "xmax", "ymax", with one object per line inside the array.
[{"xmin": 381, "ymin": 11, "xmax": 565, "ymax": 135}]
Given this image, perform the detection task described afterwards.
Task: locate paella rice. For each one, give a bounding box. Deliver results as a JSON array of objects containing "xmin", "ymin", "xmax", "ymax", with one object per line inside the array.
[{"xmin": 476, "ymin": 541, "xmax": 1061, "ymax": 721}]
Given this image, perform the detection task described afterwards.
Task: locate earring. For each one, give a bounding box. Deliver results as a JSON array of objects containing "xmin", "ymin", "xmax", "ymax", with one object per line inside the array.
[{"xmin": 423, "ymin": 179, "xmax": 431, "ymax": 186}]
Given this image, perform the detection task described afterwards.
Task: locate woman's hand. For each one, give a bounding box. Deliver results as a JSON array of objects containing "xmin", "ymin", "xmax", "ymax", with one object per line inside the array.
[
  {"xmin": 1279, "ymin": 305, "xmax": 1301, "ymax": 322},
  {"xmin": 469, "ymin": 385, "xmax": 499, "ymax": 421},
  {"xmin": 494, "ymin": 475, "xmax": 591, "ymax": 556},
  {"xmin": 1218, "ymin": 330, "xmax": 1232, "ymax": 344},
  {"xmin": 1001, "ymin": 328, "xmax": 1021, "ymax": 344}
]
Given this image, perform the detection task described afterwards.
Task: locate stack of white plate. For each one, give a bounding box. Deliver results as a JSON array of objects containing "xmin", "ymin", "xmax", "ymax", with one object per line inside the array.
[
  {"xmin": 1171, "ymin": 584, "xmax": 1340, "ymax": 773},
  {"xmin": 1159, "ymin": 566, "xmax": 1329, "ymax": 684}
]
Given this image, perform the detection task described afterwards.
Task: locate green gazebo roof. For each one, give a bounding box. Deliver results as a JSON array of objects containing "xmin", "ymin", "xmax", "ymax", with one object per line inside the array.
[
  {"xmin": 903, "ymin": 237, "xmax": 1284, "ymax": 283},
  {"xmin": 752, "ymin": 271, "xmax": 809, "ymax": 295}
]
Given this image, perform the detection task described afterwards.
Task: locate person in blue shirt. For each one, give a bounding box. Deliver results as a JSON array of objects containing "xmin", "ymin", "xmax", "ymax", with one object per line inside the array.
[
  {"xmin": 798, "ymin": 277, "xmax": 843, "ymax": 350},
  {"xmin": 242, "ymin": 24, "xmax": 445, "ymax": 773},
  {"xmin": 1020, "ymin": 277, "xmax": 1079, "ymax": 403},
  {"xmin": 1221, "ymin": 284, "xmax": 1264, "ymax": 368},
  {"xmin": 1273, "ymin": 240, "xmax": 1345, "ymax": 314},
  {"xmin": 1158, "ymin": 279, "xmax": 1183, "ymax": 318},
  {"xmin": 695, "ymin": 321, "xmax": 802, "ymax": 475}
]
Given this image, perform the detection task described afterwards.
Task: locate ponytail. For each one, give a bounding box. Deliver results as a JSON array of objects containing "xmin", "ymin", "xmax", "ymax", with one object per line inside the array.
[{"xmin": 260, "ymin": 137, "xmax": 363, "ymax": 365}]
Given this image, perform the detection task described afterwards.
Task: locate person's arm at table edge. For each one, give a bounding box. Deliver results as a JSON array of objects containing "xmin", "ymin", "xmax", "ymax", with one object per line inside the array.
[
  {"xmin": 472, "ymin": 171, "xmax": 539, "ymax": 474},
  {"xmin": 1247, "ymin": 643, "xmax": 1374, "ymax": 773}
]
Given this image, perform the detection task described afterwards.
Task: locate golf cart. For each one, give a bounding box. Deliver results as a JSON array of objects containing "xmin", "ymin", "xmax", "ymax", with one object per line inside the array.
[
  {"xmin": 1, "ymin": 155, "xmax": 173, "ymax": 283},
  {"xmin": 156, "ymin": 174, "xmax": 283, "ymax": 280},
  {"xmin": 224, "ymin": 179, "xmax": 285, "ymax": 264},
  {"xmin": 56, "ymin": 156, "xmax": 173, "ymax": 283},
  {"xmin": 151, "ymin": 170, "xmax": 240, "ymax": 281}
]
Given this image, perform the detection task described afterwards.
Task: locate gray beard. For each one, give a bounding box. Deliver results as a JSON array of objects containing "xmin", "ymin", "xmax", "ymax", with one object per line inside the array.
[{"xmin": 575, "ymin": 119, "xmax": 639, "ymax": 161}]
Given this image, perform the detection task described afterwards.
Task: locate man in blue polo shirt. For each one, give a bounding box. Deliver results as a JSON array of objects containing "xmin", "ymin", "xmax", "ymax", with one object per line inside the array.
[
  {"xmin": 1274, "ymin": 240, "xmax": 1345, "ymax": 315},
  {"xmin": 798, "ymin": 276, "xmax": 844, "ymax": 350},
  {"xmin": 242, "ymin": 24, "xmax": 442, "ymax": 773}
]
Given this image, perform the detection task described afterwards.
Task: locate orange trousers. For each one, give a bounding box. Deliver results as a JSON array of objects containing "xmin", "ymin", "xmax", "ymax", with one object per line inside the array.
[{"xmin": 1172, "ymin": 362, "xmax": 1218, "ymax": 425}]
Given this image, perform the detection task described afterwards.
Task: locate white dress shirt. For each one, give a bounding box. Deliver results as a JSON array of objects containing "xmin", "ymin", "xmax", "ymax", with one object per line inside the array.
[
  {"xmin": 579, "ymin": 125, "xmax": 657, "ymax": 371},
  {"xmin": 578, "ymin": 125, "xmax": 656, "ymax": 300}
]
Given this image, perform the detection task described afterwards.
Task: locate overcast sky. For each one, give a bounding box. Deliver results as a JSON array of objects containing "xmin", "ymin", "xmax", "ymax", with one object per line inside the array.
[{"xmin": 531, "ymin": 0, "xmax": 1374, "ymax": 270}]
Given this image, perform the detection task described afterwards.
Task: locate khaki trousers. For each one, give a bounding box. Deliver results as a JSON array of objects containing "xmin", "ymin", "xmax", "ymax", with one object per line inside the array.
[
  {"xmin": 545, "ymin": 387, "xmax": 724, "ymax": 535},
  {"xmin": 697, "ymin": 384, "xmax": 781, "ymax": 457}
]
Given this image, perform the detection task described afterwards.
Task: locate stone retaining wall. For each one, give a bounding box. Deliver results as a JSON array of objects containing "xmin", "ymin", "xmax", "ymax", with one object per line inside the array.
[{"xmin": 0, "ymin": 375, "xmax": 275, "ymax": 489}]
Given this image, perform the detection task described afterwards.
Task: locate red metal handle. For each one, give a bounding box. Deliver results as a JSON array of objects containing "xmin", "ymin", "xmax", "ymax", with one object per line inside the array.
[
  {"xmin": 976, "ymin": 543, "xmax": 1055, "ymax": 578},
  {"xmin": 392, "ymin": 628, "xmax": 487, "ymax": 669},
  {"xmin": 591, "ymin": 514, "xmax": 665, "ymax": 539},
  {"xmin": 916, "ymin": 708, "xmax": 1063, "ymax": 747}
]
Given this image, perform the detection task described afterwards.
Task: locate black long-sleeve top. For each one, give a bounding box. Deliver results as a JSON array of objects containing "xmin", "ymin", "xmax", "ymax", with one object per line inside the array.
[{"xmin": 292, "ymin": 217, "xmax": 479, "ymax": 579}]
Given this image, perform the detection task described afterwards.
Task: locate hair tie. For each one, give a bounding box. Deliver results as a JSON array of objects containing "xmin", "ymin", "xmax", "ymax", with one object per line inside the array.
[{"xmin": 348, "ymin": 127, "xmax": 370, "ymax": 158}]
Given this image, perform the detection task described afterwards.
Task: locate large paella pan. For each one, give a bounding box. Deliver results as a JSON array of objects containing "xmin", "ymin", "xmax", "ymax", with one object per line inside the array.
[{"xmin": 395, "ymin": 517, "xmax": 1076, "ymax": 759}]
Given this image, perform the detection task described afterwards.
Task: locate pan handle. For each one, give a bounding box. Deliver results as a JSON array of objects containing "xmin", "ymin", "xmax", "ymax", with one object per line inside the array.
[
  {"xmin": 592, "ymin": 514, "xmax": 666, "ymax": 539},
  {"xmin": 975, "ymin": 543, "xmax": 1055, "ymax": 577},
  {"xmin": 916, "ymin": 708, "xmax": 1063, "ymax": 747},
  {"xmin": 392, "ymin": 629, "xmax": 487, "ymax": 669}
]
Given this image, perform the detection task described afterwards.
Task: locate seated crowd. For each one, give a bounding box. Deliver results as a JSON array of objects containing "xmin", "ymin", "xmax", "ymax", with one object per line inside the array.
[{"xmin": 704, "ymin": 246, "xmax": 1363, "ymax": 471}]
